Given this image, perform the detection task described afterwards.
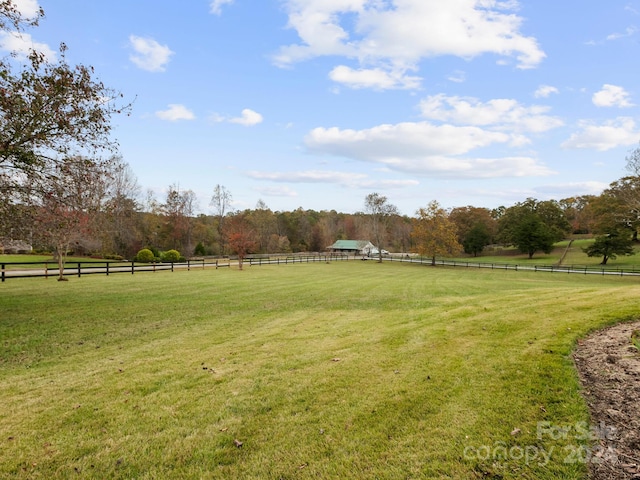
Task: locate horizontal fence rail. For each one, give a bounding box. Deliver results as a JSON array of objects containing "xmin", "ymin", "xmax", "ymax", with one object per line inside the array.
[
  {"xmin": 0, "ymin": 254, "xmax": 346, "ymax": 281},
  {"xmin": 0, "ymin": 258, "xmax": 234, "ymax": 282},
  {"xmin": 387, "ymin": 255, "xmax": 640, "ymax": 277},
  {"xmin": 248, "ymin": 253, "xmax": 349, "ymax": 266},
  {"xmin": 2, "ymin": 253, "xmax": 639, "ymax": 281}
]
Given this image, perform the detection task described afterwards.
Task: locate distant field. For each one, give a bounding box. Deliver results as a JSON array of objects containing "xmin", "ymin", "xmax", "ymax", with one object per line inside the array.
[
  {"xmin": 454, "ymin": 238, "xmax": 640, "ymax": 269},
  {"xmin": 1, "ymin": 262, "xmax": 640, "ymax": 479}
]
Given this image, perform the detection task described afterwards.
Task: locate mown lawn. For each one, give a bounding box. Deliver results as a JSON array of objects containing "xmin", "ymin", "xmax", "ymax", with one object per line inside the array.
[{"xmin": 1, "ymin": 262, "xmax": 639, "ymax": 479}]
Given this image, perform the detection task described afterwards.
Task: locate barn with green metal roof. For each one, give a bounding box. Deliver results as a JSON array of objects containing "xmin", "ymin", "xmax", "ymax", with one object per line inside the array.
[{"xmin": 328, "ymin": 240, "xmax": 376, "ymax": 255}]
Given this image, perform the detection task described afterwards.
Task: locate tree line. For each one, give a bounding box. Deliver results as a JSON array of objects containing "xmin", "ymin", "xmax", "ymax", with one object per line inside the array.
[{"xmin": 0, "ymin": 2, "xmax": 638, "ymax": 271}]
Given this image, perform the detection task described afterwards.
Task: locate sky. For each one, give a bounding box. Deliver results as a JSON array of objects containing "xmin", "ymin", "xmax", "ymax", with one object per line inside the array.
[{"xmin": 5, "ymin": 0, "xmax": 640, "ymax": 215}]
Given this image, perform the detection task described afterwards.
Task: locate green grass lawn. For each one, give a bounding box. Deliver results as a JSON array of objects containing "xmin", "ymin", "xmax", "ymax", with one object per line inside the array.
[{"xmin": 1, "ymin": 262, "xmax": 639, "ymax": 479}]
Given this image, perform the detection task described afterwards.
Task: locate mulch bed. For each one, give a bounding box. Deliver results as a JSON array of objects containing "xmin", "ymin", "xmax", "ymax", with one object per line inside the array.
[{"xmin": 573, "ymin": 320, "xmax": 640, "ymax": 479}]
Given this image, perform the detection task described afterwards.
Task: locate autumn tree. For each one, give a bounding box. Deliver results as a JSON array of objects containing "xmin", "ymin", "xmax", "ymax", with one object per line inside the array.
[
  {"xmin": 0, "ymin": 2, "xmax": 128, "ymax": 250},
  {"xmin": 600, "ymin": 177, "xmax": 640, "ymax": 240},
  {"xmin": 449, "ymin": 206, "xmax": 496, "ymax": 256},
  {"xmin": 625, "ymin": 142, "xmax": 640, "ymax": 176},
  {"xmin": 364, "ymin": 192, "xmax": 398, "ymax": 262},
  {"xmin": 162, "ymin": 184, "xmax": 197, "ymax": 252},
  {"xmin": 249, "ymin": 199, "xmax": 277, "ymax": 253},
  {"xmin": 0, "ymin": 40, "xmax": 127, "ymax": 183},
  {"xmin": 226, "ymin": 213, "xmax": 257, "ymax": 270},
  {"xmin": 558, "ymin": 195, "xmax": 597, "ymax": 234},
  {"xmin": 32, "ymin": 156, "xmax": 111, "ymax": 280},
  {"xmin": 411, "ymin": 201, "xmax": 462, "ymax": 265}
]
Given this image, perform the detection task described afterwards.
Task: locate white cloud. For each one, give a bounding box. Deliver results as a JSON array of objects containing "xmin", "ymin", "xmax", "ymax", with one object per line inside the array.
[
  {"xmin": 249, "ymin": 170, "xmax": 367, "ymax": 184},
  {"xmin": 155, "ymin": 104, "xmax": 196, "ymax": 121},
  {"xmin": 592, "ymin": 84, "xmax": 634, "ymax": 107},
  {"xmin": 534, "ymin": 85, "xmax": 559, "ymax": 98},
  {"xmin": 210, "ymin": 0, "xmax": 234, "ymax": 15},
  {"xmin": 230, "ymin": 109, "xmax": 264, "ymax": 126},
  {"xmin": 129, "ymin": 35, "xmax": 174, "ymax": 72},
  {"xmin": 274, "ymin": 0, "xmax": 545, "ymax": 90},
  {"xmin": 13, "ymin": 0, "xmax": 41, "ymax": 19},
  {"xmin": 0, "ymin": 31, "xmax": 55, "ymax": 60},
  {"xmin": 304, "ymin": 121, "xmax": 554, "ymax": 178},
  {"xmin": 606, "ymin": 26, "xmax": 638, "ymax": 41},
  {"xmin": 247, "ymin": 170, "xmax": 419, "ymax": 189},
  {"xmin": 254, "ymin": 185, "xmax": 299, "ymax": 197},
  {"xmin": 536, "ymin": 181, "xmax": 607, "ymax": 196},
  {"xmin": 447, "ymin": 70, "xmax": 466, "ymax": 83},
  {"xmin": 329, "ymin": 65, "xmax": 421, "ymax": 90},
  {"xmin": 562, "ymin": 117, "xmax": 640, "ymax": 151},
  {"xmin": 419, "ymin": 94, "xmax": 564, "ymax": 133}
]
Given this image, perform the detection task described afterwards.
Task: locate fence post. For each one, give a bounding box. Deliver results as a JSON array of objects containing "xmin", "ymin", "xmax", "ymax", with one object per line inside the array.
[
  {"xmin": 78, "ymin": 262, "xmax": 82, "ymax": 278},
  {"xmin": 1, "ymin": 263, "xmax": 4, "ymax": 282},
  {"xmin": 106, "ymin": 262, "xmax": 109, "ymax": 276},
  {"xmin": 131, "ymin": 261, "xmax": 135, "ymax": 275},
  {"xmin": 171, "ymin": 262, "xmax": 174, "ymax": 272}
]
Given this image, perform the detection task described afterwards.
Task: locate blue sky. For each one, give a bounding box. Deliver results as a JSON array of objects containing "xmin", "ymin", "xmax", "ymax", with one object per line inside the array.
[{"xmin": 6, "ymin": 0, "xmax": 640, "ymax": 215}]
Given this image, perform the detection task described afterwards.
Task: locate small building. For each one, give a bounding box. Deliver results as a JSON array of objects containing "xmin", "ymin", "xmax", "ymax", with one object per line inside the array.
[
  {"xmin": 328, "ymin": 240, "xmax": 376, "ymax": 255},
  {"xmin": 0, "ymin": 239, "xmax": 33, "ymax": 254}
]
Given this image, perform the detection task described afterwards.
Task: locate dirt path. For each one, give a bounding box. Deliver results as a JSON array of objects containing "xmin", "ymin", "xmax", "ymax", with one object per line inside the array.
[{"xmin": 573, "ymin": 320, "xmax": 640, "ymax": 479}]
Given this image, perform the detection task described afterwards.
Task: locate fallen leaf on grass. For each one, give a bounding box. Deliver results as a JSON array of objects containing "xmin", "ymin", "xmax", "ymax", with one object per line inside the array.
[
  {"xmin": 511, "ymin": 428, "xmax": 521, "ymax": 436},
  {"xmin": 331, "ymin": 358, "xmax": 341, "ymax": 362},
  {"xmin": 233, "ymin": 439, "xmax": 243, "ymax": 448}
]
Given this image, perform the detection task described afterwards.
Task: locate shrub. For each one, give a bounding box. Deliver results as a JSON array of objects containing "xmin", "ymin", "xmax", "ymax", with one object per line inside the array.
[
  {"xmin": 161, "ymin": 249, "xmax": 181, "ymax": 263},
  {"xmin": 194, "ymin": 242, "xmax": 206, "ymax": 256},
  {"xmin": 136, "ymin": 248, "xmax": 155, "ymax": 263}
]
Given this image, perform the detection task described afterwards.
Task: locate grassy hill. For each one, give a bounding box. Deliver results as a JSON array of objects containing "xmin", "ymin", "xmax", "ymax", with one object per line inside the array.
[{"xmin": 1, "ymin": 262, "xmax": 639, "ymax": 478}]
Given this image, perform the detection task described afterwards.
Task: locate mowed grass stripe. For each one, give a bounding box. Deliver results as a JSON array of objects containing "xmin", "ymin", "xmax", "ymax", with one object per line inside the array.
[{"xmin": 1, "ymin": 262, "xmax": 639, "ymax": 479}]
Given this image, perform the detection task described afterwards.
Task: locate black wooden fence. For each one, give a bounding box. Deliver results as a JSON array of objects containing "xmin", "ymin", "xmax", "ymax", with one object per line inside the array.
[
  {"xmin": 2, "ymin": 253, "xmax": 639, "ymax": 282},
  {"xmin": 0, "ymin": 254, "xmax": 348, "ymax": 282}
]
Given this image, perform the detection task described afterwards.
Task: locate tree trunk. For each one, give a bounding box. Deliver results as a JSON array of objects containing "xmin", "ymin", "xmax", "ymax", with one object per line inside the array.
[{"xmin": 57, "ymin": 243, "xmax": 69, "ymax": 281}]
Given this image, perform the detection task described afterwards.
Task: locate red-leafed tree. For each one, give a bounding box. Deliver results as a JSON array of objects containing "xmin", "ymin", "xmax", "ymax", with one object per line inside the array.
[
  {"xmin": 33, "ymin": 156, "xmax": 111, "ymax": 280},
  {"xmin": 226, "ymin": 213, "xmax": 257, "ymax": 270}
]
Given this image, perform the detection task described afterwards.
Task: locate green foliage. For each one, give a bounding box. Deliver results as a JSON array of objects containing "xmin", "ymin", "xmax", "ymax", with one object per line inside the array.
[
  {"xmin": 194, "ymin": 242, "xmax": 206, "ymax": 256},
  {"xmin": 462, "ymin": 223, "xmax": 492, "ymax": 256},
  {"xmin": 161, "ymin": 249, "xmax": 181, "ymax": 263},
  {"xmin": 498, "ymin": 198, "xmax": 570, "ymax": 250},
  {"xmin": 135, "ymin": 248, "xmax": 154, "ymax": 263},
  {"xmin": 513, "ymin": 213, "xmax": 555, "ymax": 259},
  {"xmin": 583, "ymin": 230, "xmax": 635, "ymax": 265}
]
